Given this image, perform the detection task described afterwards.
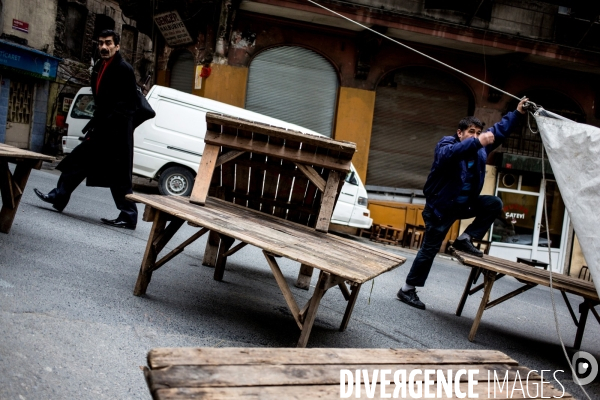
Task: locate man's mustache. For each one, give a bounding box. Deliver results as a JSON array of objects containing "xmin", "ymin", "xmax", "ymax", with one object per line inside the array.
[{"xmin": 100, "ymin": 50, "xmax": 109, "ymax": 54}]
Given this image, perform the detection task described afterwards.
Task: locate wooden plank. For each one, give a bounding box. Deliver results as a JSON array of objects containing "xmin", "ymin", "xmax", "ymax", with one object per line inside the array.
[
  {"xmin": 294, "ymin": 264, "xmax": 314, "ymax": 290},
  {"xmin": 261, "ymin": 153, "xmax": 281, "ymax": 216},
  {"xmin": 294, "ymin": 163, "xmax": 326, "ymax": 192},
  {"xmin": 190, "ymin": 144, "xmax": 221, "ymax": 205},
  {"xmin": 263, "ymin": 251, "xmax": 302, "ymax": 329},
  {"xmin": 233, "ymin": 152, "xmax": 251, "ymax": 207},
  {"xmin": 134, "ymin": 211, "xmax": 168, "ymax": 296},
  {"xmin": 246, "ymin": 152, "xmax": 266, "ymax": 211},
  {"xmin": 455, "ymin": 252, "xmax": 598, "ymax": 300},
  {"xmin": 315, "ymin": 170, "xmax": 342, "ymax": 232},
  {"xmin": 142, "ymin": 205, "xmax": 157, "ymax": 222},
  {"xmin": 127, "ymin": 193, "xmax": 405, "ymax": 282},
  {"xmin": 152, "ymin": 383, "xmax": 570, "ymax": 400},
  {"xmin": 215, "ymin": 150, "xmax": 245, "ymax": 167},
  {"xmin": 0, "ymin": 143, "xmax": 55, "ymax": 162},
  {"xmin": 206, "ymin": 113, "xmax": 356, "ymax": 154},
  {"xmin": 146, "ymin": 363, "xmax": 536, "ymax": 389},
  {"xmin": 204, "ymin": 131, "xmax": 353, "ymax": 172},
  {"xmin": 147, "ymin": 348, "xmax": 517, "ymax": 369}
]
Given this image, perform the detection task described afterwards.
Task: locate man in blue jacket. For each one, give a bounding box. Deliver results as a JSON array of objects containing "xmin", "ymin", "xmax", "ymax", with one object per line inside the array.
[{"xmin": 397, "ymin": 98, "xmax": 528, "ymax": 310}]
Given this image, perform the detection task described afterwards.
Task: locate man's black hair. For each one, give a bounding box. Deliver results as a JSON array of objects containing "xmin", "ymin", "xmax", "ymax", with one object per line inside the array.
[
  {"xmin": 458, "ymin": 116, "xmax": 485, "ymax": 131},
  {"xmin": 99, "ymin": 29, "xmax": 120, "ymax": 45}
]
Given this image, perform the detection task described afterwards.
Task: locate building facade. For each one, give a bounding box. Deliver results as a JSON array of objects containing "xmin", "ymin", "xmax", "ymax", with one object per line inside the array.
[{"xmin": 122, "ymin": 0, "xmax": 600, "ymax": 276}]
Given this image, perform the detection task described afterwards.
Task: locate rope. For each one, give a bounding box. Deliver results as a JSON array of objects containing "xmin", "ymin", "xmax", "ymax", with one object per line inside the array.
[
  {"xmin": 305, "ymin": 0, "xmax": 523, "ymax": 101},
  {"xmin": 305, "ymin": 0, "xmax": 590, "ymax": 396}
]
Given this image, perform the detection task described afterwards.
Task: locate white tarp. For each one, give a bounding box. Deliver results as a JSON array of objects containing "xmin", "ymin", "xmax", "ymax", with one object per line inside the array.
[{"xmin": 535, "ymin": 110, "xmax": 600, "ymax": 297}]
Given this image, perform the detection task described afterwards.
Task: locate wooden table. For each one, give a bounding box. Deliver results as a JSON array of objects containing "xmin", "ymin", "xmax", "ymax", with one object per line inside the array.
[
  {"xmin": 143, "ymin": 347, "xmax": 572, "ymax": 399},
  {"xmin": 454, "ymin": 251, "xmax": 599, "ymax": 348},
  {"xmin": 129, "ymin": 114, "xmax": 405, "ymax": 347},
  {"xmin": 0, "ymin": 143, "xmax": 55, "ymax": 233}
]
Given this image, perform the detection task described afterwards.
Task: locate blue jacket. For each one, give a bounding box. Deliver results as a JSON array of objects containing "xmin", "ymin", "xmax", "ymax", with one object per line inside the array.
[{"xmin": 423, "ymin": 110, "xmax": 523, "ymax": 217}]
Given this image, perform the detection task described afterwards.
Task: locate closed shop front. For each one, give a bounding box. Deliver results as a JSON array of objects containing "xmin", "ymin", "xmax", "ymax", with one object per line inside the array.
[
  {"xmin": 245, "ymin": 46, "xmax": 338, "ymax": 137},
  {"xmin": 367, "ymin": 67, "xmax": 472, "ymax": 190},
  {"xmin": 169, "ymin": 51, "xmax": 194, "ymax": 94}
]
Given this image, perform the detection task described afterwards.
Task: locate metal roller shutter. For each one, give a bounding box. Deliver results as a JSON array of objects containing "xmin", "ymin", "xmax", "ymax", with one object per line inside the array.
[
  {"xmin": 367, "ymin": 67, "xmax": 471, "ymax": 190},
  {"xmin": 245, "ymin": 46, "xmax": 338, "ymax": 137},
  {"xmin": 170, "ymin": 52, "xmax": 194, "ymax": 94}
]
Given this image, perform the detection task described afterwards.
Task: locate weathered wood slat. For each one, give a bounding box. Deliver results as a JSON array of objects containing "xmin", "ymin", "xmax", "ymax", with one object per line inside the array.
[
  {"xmin": 147, "ymin": 348, "xmax": 517, "ymax": 369},
  {"xmin": 215, "ymin": 150, "xmax": 245, "ymax": 167},
  {"xmin": 204, "ymin": 131, "xmax": 353, "ymax": 172},
  {"xmin": 455, "ymin": 252, "xmax": 598, "ymax": 300},
  {"xmin": 127, "ymin": 194, "xmax": 404, "ymax": 283},
  {"xmin": 190, "ymin": 144, "xmax": 220, "ymax": 205},
  {"xmin": 0, "ymin": 143, "xmax": 55, "ymax": 162},
  {"xmin": 205, "ymin": 113, "xmax": 356, "ymax": 155},
  {"xmin": 146, "ymin": 364, "xmax": 536, "ymax": 389},
  {"xmin": 315, "ymin": 170, "xmax": 342, "ymax": 232},
  {"xmin": 294, "ymin": 163, "xmax": 325, "ymax": 192}
]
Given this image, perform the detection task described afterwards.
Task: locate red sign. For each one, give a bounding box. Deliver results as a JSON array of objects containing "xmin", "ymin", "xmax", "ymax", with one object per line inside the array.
[{"xmin": 12, "ymin": 19, "xmax": 29, "ymax": 33}]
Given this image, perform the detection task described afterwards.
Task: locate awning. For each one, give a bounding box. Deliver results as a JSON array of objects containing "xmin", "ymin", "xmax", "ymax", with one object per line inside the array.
[{"xmin": 0, "ymin": 40, "xmax": 61, "ymax": 81}]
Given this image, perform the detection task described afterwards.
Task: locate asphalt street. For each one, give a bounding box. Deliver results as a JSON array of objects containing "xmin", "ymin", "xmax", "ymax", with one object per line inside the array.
[{"xmin": 1, "ymin": 166, "xmax": 598, "ymax": 399}]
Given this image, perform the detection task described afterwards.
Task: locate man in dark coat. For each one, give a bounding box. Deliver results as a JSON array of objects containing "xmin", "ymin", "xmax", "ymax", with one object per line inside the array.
[
  {"xmin": 396, "ymin": 97, "xmax": 528, "ymax": 310},
  {"xmin": 34, "ymin": 30, "xmax": 138, "ymax": 229}
]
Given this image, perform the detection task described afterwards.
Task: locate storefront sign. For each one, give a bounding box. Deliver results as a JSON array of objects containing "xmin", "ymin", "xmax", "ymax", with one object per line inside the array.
[
  {"xmin": 154, "ymin": 11, "xmax": 193, "ymax": 46},
  {"xmin": 62, "ymin": 97, "xmax": 73, "ymax": 112},
  {"xmin": 0, "ymin": 40, "xmax": 60, "ymax": 80},
  {"xmin": 503, "ymin": 204, "xmax": 528, "ymax": 220},
  {"xmin": 12, "ymin": 19, "xmax": 29, "ymax": 33}
]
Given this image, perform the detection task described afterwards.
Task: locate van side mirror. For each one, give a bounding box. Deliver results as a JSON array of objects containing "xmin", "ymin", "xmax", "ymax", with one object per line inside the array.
[{"xmin": 345, "ymin": 171, "xmax": 358, "ymax": 186}]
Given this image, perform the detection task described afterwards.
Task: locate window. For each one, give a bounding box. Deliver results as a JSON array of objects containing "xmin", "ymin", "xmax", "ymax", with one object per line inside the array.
[
  {"xmin": 65, "ymin": 4, "xmax": 88, "ymax": 60},
  {"xmin": 70, "ymin": 94, "xmax": 95, "ymax": 119}
]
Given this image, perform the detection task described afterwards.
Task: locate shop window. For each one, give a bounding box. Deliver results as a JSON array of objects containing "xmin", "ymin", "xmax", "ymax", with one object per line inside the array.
[
  {"xmin": 65, "ymin": 4, "xmax": 88, "ymax": 60},
  {"xmin": 492, "ymin": 190, "xmax": 539, "ymax": 246},
  {"xmin": 501, "ymin": 90, "xmax": 585, "ymax": 158}
]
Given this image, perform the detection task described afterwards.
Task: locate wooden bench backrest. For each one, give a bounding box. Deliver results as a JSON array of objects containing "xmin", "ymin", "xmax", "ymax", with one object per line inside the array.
[{"xmin": 190, "ymin": 113, "xmax": 357, "ymax": 232}]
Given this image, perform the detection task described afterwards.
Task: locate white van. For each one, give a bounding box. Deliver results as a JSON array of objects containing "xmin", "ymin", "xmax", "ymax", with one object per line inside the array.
[{"xmin": 62, "ymin": 85, "xmax": 372, "ymax": 229}]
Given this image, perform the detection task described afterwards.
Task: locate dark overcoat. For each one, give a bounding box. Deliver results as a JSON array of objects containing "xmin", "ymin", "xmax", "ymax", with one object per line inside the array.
[{"xmin": 57, "ymin": 51, "xmax": 137, "ymax": 188}]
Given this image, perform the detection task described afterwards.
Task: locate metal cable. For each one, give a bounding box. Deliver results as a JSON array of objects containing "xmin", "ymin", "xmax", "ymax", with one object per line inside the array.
[{"xmin": 305, "ymin": 0, "xmax": 522, "ymax": 101}]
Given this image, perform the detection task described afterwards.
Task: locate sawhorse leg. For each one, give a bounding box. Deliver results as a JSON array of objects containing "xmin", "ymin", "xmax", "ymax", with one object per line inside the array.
[
  {"xmin": 0, "ymin": 160, "xmax": 37, "ymax": 233},
  {"xmin": 339, "ymin": 282, "xmax": 361, "ymax": 332},
  {"xmin": 562, "ymin": 293, "xmax": 599, "ymax": 349},
  {"xmin": 469, "ymin": 270, "xmax": 496, "ymax": 341},
  {"xmin": 294, "ymin": 264, "xmax": 314, "ymax": 290},
  {"xmin": 213, "ymin": 233, "xmax": 235, "ymax": 281}
]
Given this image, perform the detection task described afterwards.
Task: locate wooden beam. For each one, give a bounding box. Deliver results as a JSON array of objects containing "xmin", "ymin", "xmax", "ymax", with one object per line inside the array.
[
  {"xmin": 204, "ymin": 131, "xmax": 352, "ymax": 172},
  {"xmin": 215, "ymin": 150, "xmax": 245, "ymax": 167},
  {"xmin": 190, "ymin": 144, "xmax": 220, "ymax": 205},
  {"xmin": 294, "ymin": 163, "xmax": 326, "ymax": 192},
  {"xmin": 263, "ymin": 251, "xmax": 302, "ymax": 329},
  {"xmin": 315, "ymin": 171, "xmax": 342, "ymax": 232},
  {"xmin": 206, "ymin": 113, "xmax": 356, "ymax": 154},
  {"xmin": 151, "ymin": 228, "xmax": 209, "ymax": 272},
  {"xmin": 223, "ymin": 241, "xmax": 248, "ymax": 257}
]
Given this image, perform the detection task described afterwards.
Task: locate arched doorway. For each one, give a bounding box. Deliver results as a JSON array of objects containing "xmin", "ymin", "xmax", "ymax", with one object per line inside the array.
[
  {"xmin": 169, "ymin": 51, "xmax": 194, "ymax": 94},
  {"xmin": 245, "ymin": 46, "xmax": 338, "ymax": 137},
  {"xmin": 367, "ymin": 67, "xmax": 473, "ymax": 190}
]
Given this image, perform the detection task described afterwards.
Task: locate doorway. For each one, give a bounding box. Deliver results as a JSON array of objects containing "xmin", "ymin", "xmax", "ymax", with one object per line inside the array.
[
  {"xmin": 5, "ymin": 80, "xmax": 34, "ymax": 149},
  {"xmin": 489, "ymin": 173, "xmax": 569, "ymax": 272}
]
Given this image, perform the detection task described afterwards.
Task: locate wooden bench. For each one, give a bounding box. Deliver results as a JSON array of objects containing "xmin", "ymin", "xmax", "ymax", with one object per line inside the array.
[
  {"xmin": 127, "ymin": 114, "xmax": 405, "ymax": 347},
  {"xmin": 454, "ymin": 251, "xmax": 599, "ymax": 349},
  {"xmin": 0, "ymin": 143, "xmax": 55, "ymax": 234},
  {"xmin": 143, "ymin": 347, "xmax": 572, "ymax": 399}
]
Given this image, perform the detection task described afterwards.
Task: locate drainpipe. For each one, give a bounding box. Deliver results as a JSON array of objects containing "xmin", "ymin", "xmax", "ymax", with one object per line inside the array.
[{"xmin": 213, "ymin": 0, "xmax": 239, "ymax": 63}]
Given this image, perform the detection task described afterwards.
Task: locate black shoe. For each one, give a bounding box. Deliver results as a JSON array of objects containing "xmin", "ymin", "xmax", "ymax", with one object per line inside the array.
[
  {"xmin": 101, "ymin": 218, "xmax": 136, "ymax": 230},
  {"xmin": 33, "ymin": 188, "xmax": 65, "ymax": 212},
  {"xmin": 397, "ymin": 289, "xmax": 426, "ymax": 310},
  {"xmin": 452, "ymin": 238, "xmax": 483, "ymax": 257}
]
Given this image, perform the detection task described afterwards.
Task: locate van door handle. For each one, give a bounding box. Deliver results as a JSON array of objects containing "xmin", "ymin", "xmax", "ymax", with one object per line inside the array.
[{"xmin": 342, "ymin": 192, "xmax": 354, "ymax": 196}]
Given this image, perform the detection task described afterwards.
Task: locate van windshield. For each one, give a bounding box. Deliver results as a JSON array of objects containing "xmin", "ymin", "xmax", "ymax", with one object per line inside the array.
[{"xmin": 70, "ymin": 94, "xmax": 95, "ymax": 119}]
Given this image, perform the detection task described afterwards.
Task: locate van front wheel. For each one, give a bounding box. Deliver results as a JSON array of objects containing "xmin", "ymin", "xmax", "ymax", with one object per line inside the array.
[{"xmin": 158, "ymin": 167, "xmax": 195, "ymax": 196}]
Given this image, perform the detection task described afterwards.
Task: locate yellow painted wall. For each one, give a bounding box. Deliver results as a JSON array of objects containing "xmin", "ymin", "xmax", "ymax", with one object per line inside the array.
[
  {"xmin": 333, "ymin": 87, "xmax": 375, "ymax": 182},
  {"xmin": 194, "ymin": 64, "xmax": 248, "ymax": 107},
  {"xmin": 368, "ymin": 200, "xmax": 459, "ymax": 252}
]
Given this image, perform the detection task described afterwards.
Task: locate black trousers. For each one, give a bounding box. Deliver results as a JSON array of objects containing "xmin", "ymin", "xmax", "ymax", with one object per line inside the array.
[
  {"xmin": 404, "ymin": 195, "xmax": 502, "ymax": 287},
  {"xmin": 49, "ymin": 168, "xmax": 138, "ymax": 225}
]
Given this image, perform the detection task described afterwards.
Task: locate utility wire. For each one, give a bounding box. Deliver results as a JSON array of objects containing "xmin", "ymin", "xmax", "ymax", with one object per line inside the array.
[{"xmin": 305, "ymin": 0, "xmax": 522, "ymax": 102}]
